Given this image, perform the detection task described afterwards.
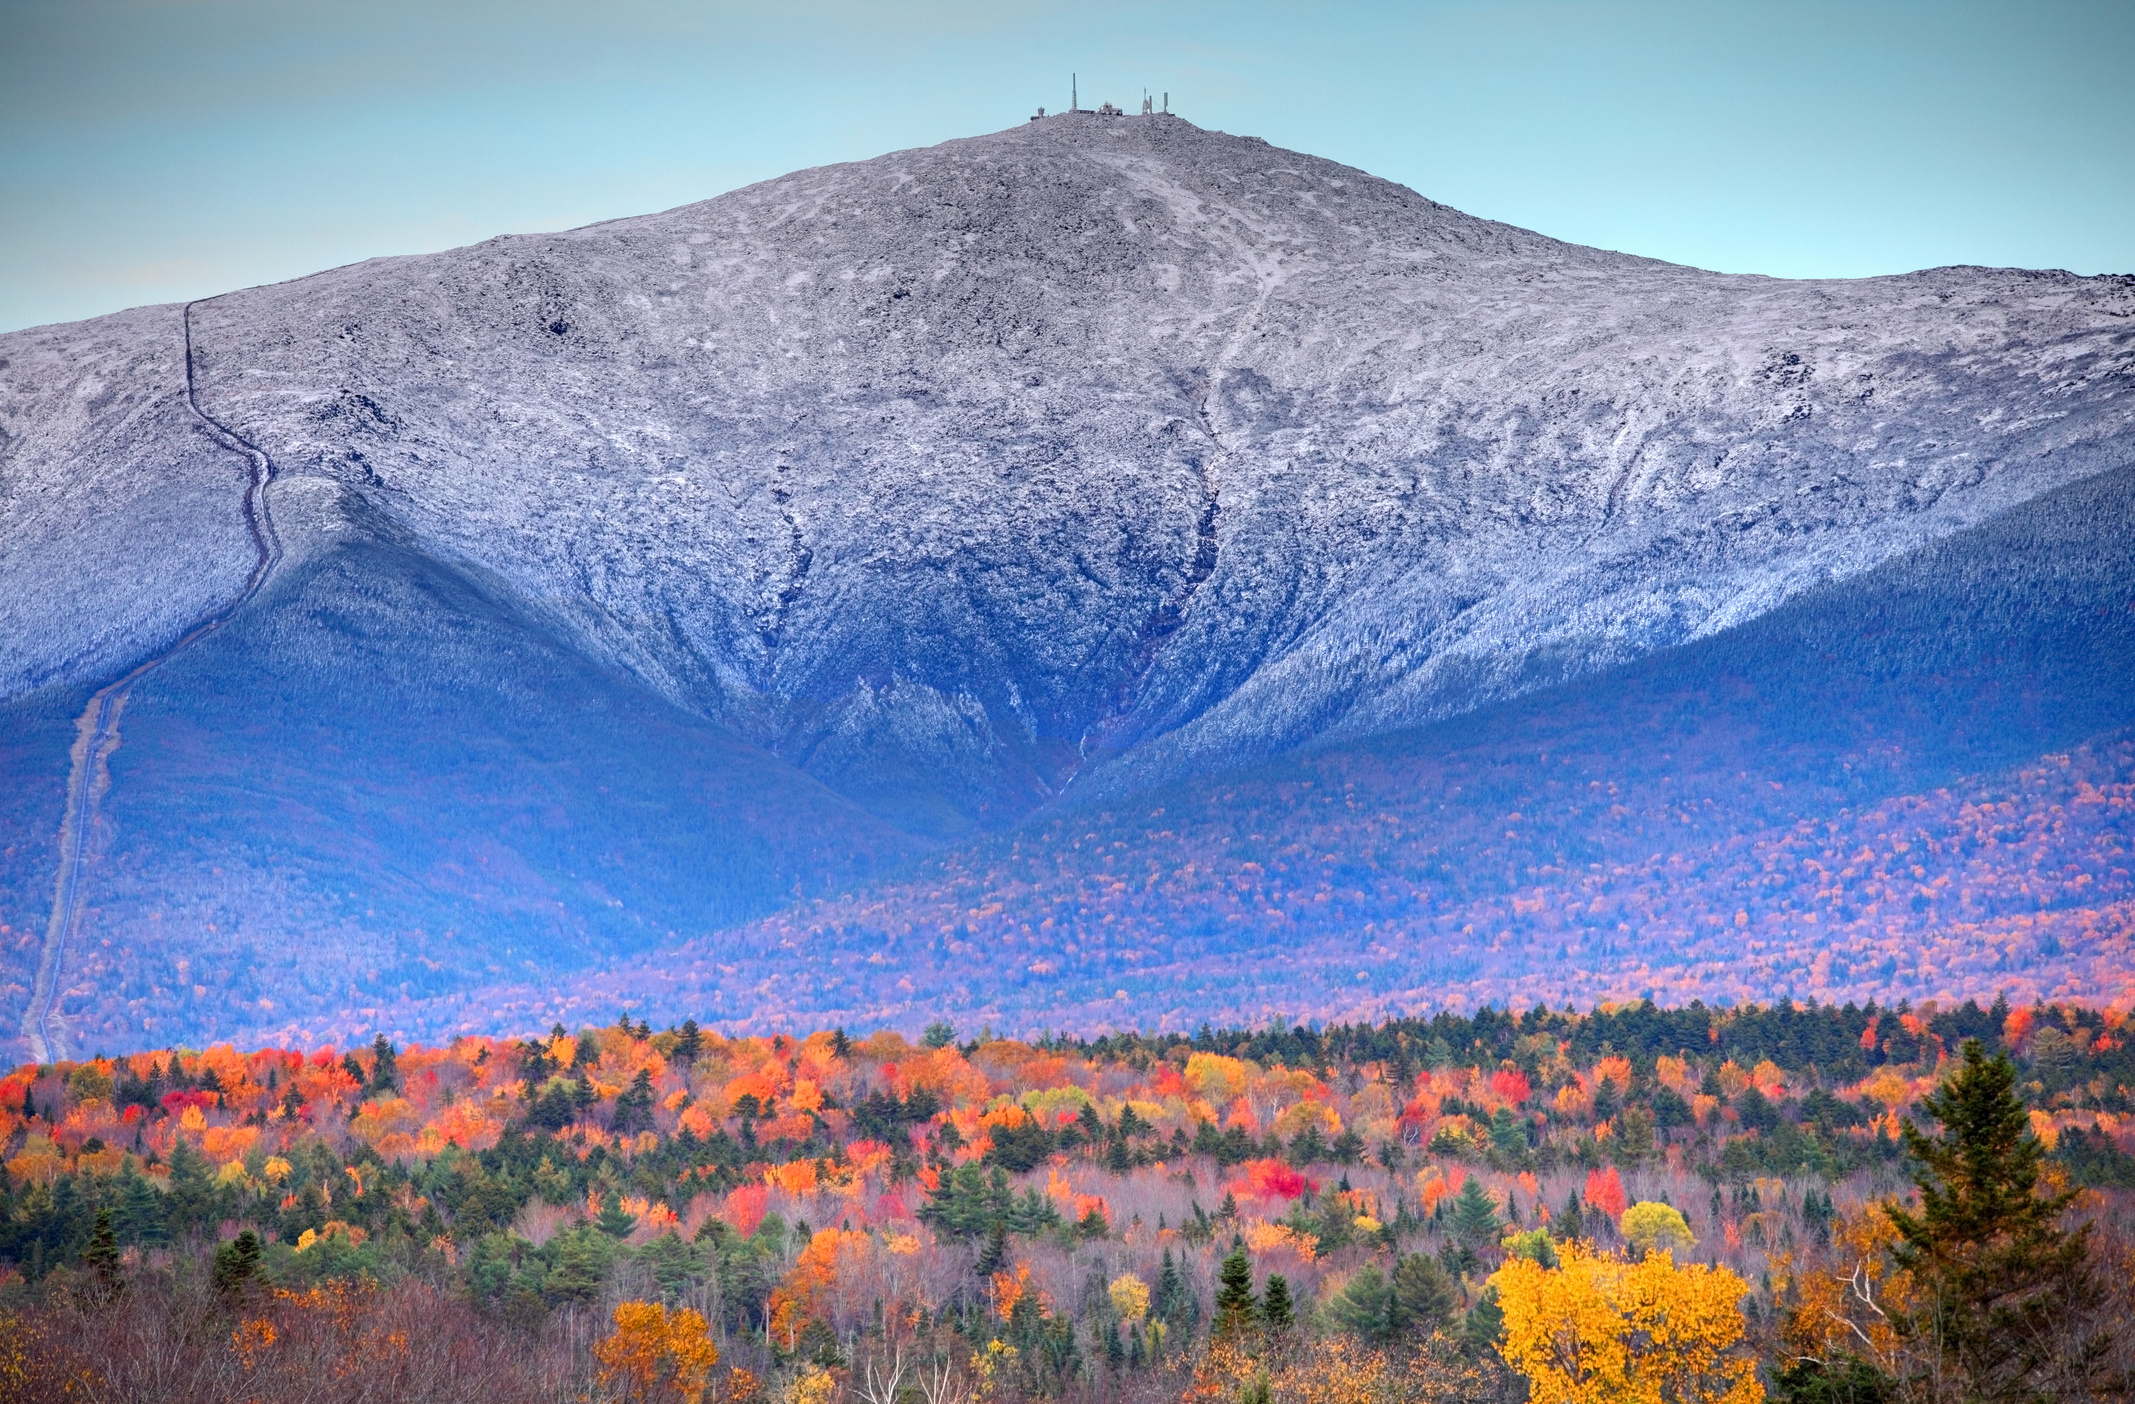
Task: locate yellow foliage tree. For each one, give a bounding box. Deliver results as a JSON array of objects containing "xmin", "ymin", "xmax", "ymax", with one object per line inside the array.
[
  {"xmin": 1491, "ymin": 1243, "xmax": 1763, "ymax": 1404},
  {"xmin": 594, "ymin": 1300, "xmax": 721, "ymax": 1404},
  {"xmin": 1109, "ymin": 1272, "xmax": 1151, "ymax": 1323},
  {"xmin": 1621, "ymin": 1202, "xmax": 1697, "ymax": 1256},
  {"xmin": 782, "ymin": 1366, "xmax": 836, "ymax": 1404}
]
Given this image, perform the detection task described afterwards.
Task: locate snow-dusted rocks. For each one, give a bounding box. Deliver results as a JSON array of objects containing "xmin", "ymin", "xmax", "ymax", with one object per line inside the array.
[{"xmin": 7, "ymin": 115, "xmax": 2132, "ymax": 831}]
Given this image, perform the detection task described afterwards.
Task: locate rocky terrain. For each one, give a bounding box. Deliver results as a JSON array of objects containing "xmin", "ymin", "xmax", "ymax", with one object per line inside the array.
[{"xmin": 2, "ymin": 112, "xmax": 2130, "ymax": 1053}]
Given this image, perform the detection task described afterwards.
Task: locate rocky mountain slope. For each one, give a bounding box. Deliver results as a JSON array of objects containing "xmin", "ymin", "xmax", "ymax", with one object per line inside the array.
[{"xmin": 2, "ymin": 113, "xmax": 2130, "ymax": 1052}]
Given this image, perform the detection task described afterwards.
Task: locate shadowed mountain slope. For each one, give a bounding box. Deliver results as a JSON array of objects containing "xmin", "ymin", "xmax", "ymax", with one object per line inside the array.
[
  {"xmin": 341, "ymin": 459, "xmax": 2135, "ymax": 1044},
  {"xmin": 0, "ymin": 481, "xmax": 923, "ymax": 1054}
]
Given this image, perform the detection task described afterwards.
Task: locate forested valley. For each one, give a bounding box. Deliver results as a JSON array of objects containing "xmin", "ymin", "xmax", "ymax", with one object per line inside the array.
[{"xmin": 4, "ymin": 998, "xmax": 2132, "ymax": 1402}]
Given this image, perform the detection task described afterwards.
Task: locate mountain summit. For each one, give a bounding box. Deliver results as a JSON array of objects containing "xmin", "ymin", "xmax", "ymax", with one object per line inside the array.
[{"xmin": 3, "ymin": 114, "xmax": 2131, "ymax": 1053}]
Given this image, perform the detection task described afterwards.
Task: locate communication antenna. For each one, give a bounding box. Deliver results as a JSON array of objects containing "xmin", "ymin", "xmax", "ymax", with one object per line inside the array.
[
  {"xmin": 1072, "ymin": 73, "xmax": 1077, "ymax": 112},
  {"xmin": 1163, "ymin": 91, "xmax": 1169, "ymax": 114}
]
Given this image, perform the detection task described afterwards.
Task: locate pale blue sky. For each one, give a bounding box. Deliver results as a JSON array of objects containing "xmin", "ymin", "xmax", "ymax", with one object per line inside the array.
[{"xmin": 3, "ymin": 0, "xmax": 2130, "ymax": 332}]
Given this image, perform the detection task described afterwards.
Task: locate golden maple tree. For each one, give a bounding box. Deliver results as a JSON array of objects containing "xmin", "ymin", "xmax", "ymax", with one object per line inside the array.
[{"xmin": 1492, "ymin": 1243, "xmax": 1763, "ymax": 1404}]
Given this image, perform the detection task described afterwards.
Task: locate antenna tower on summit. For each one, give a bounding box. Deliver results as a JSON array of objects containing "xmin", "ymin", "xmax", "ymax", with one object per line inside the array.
[{"xmin": 1071, "ymin": 73, "xmax": 1078, "ymax": 112}]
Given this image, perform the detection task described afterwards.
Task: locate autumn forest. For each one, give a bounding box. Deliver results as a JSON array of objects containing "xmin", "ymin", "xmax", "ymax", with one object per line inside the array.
[{"xmin": 4, "ymin": 996, "xmax": 2133, "ymax": 1402}]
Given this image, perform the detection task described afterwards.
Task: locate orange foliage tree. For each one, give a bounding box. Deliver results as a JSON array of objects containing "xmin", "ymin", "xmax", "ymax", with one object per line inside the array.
[{"xmin": 593, "ymin": 1301, "xmax": 720, "ymax": 1404}]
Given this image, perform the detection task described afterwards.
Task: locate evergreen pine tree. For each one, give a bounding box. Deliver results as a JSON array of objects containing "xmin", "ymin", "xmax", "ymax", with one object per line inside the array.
[
  {"xmin": 613, "ymin": 1067, "xmax": 657, "ymax": 1133},
  {"xmin": 1391, "ymin": 1252, "xmax": 1459, "ymax": 1336},
  {"xmin": 212, "ymin": 1230, "xmax": 263, "ymax": 1297},
  {"xmin": 365, "ymin": 1036, "xmax": 397, "ymax": 1093},
  {"xmin": 974, "ymin": 1219, "xmax": 1009, "ymax": 1277},
  {"xmin": 1559, "ymin": 1188, "xmax": 1586, "ymax": 1241},
  {"xmin": 1153, "ymin": 1248, "xmax": 1188, "ymax": 1327},
  {"xmin": 1213, "ymin": 1246, "xmax": 1259, "ymax": 1339},
  {"xmin": 165, "ymin": 1139, "xmax": 215, "ymax": 1237},
  {"xmin": 81, "ymin": 1207, "xmax": 123, "ymax": 1301},
  {"xmin": 1452, "ymin": 1175, "xmax": 1501, "ymax": 1247},
  {"xmin": 1328, "ymin": 1263, "xmax": 1395, "ymax": 1344},
  {"xmin": 544, "ymin": 1230, "xmax": 602, "ymax": 1304},
  {"xmin": 113, "ymin": 1162, "xmax": 167, "ymax": 1247},
  {"xmin": 1462, "ymin": 1285, "xmax": 1504, "ymax": 1357},
  {"xmin": 595, "ymin": 1191, "xmax": 638, "ymax": 1238},
  {"xmin": 1887, "ymin": 1039, "xmax": 2106, "ymax": 1404},
  {"xmin": 674, "ymin": 1018, "xmax": 703, "ymax": 1063},
  {"xmin": 1261, "ymin": 1273, "xmax": 1295, "ymax": 1333}
]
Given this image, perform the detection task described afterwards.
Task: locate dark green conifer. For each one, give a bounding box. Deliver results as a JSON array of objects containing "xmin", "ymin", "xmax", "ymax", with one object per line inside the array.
[
  {"xmin": 1213, "ymin": 1246, "xmax": 1258, "ymax": 1339},
  {"xmin": 1153, "ymin": 1247, "xmax": 1188, "ymax": 1326},
  {"xmin": 1887, "ymin": 1039, "xmax": 2107, "ymax": 1404},
  {"xmin": 121, "ymin": 1166, "xmax": 165, "ymax": 1246},
  {"xmin": 974, "ymin": 1219, "xmax": 1009, "ymax": 1277},
  {"xmin": 1328, "ymin": 1262, "xmax": 1394, "ymax": 1343},
  {"xmin": 613, "ymin": 1067, "xmax": 656, "ymax": 1133},
  {"xmin": 543, "ymin": 1230, "xmax": 602, "ymax": 1304},
  {"xmin": 165, "ymin": 1138, "xmax": 215, "ymax": 1237},
  {"xmin": 81, "ymin": 1207, "xmax": 124, "ymax": 1301},
  {"xmin": 367, "ymin": 1035, "xmax": 399, "ymax": 1095},
  {"xmin": 1462, "ymin": 1285, "xmax": 1504, "ymax": 1356},
  {"xmin": 1261, "ymin": 1273, "xmax": 1295, "ymax": 1333},
  {"xmin": 1452, "ymin": 1174, "xmax": 1501, "ymax": 1247},
  {"xmin": 1392, "ymin": 1252, "xmax": 1459, "ymax": 1336},
  {"xmin": 211, "ymin": 1230, "xmax": 263, "ymax": 1297},
  {"xmin": 595, "ymin": 1190, "xmax": 639, "ymax": 1238}
]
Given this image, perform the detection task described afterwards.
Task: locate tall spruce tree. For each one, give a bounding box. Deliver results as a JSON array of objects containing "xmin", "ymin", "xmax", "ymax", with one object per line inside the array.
[
  {"xmin": 164, "ymin": 1139, "xmax": 216, "ymax": 1237},
  {"xmin": 974, "ymin": 1220, "xmax": 1009, "ymax": 1277},
  {"xmin": 212, "ymin": 1230, "xmax": 263, "ymax": 1297},
  {"xmin": 81, "ymin": 1207, "xmax": 123, "ymax": 1301},
  {"xmin": 1391, "ymin": 1252, "xmax": 1460, "ymax": 1337},
  {"xmin": 1328, "ymin": 1263, "xmax": 1396, "ymax": 1344},
  {"xmin": 1452, "ymin": 1175, "xmax": 1502, "ymax": 1248},
  {"xmin": 1887, "ymin": 1039, "xmax": 2107, "ymax": 1404},
  {"xmin": 1261, "ymin": 1274, "xmax": 1295, "ymax": 1333},
  {"xmin": 613, "ymin": 1068, "xmax": 656, "ymax": 1133},
  {"xmin": 1213, "ymin": 1247, "xmax": 1259, "ymax": 1340},
  {"xmin": 1153, "ymin": 1248, "xmax": 1189, "ymax": 1330}
]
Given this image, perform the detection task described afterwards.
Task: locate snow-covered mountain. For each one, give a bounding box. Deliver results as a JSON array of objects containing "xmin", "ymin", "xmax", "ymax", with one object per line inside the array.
[{"xmin": 2, "ymin": 113, "xmax": 2130, "ymax": 1051}]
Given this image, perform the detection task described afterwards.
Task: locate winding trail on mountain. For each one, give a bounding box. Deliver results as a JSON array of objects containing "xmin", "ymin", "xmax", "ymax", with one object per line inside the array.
[{"xmin": 20, "ymin": 301, "xmax": 283, "ymax": 1062}]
